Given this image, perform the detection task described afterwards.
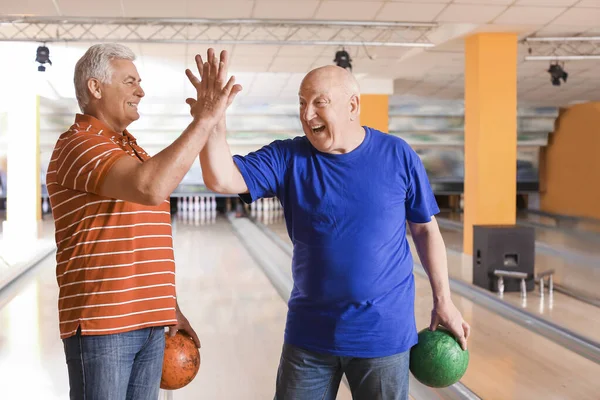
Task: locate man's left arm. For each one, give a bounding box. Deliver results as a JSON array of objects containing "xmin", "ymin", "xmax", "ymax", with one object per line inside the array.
[{"xmin": 408, "ymin": 217, "xmax": 470, "ymax": 350}]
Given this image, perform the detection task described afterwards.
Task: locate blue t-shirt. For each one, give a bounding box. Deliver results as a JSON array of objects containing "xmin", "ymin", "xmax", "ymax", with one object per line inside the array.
[{"xmin": 233, "ymin": 126, "xmax": 439, "ymax": 357}]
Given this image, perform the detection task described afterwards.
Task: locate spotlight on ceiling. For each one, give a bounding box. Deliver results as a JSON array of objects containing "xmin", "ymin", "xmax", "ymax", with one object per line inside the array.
[
  {"xmin": 334, "ymin": 49, "xmax": 352, "ymax": 72},
  {"xmin": 36, "ymin": 45, "xmax": 52, "ymax": 72},
  {"xmin": 547, "ymin": 63, "xmax": 567, "ymax": 86}
]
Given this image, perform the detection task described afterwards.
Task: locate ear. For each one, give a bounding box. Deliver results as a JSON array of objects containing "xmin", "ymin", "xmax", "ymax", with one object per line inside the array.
[
  {"xmin": 88, "ymin": 78, "xmax": 102, "ymax": 100},
  {"xmin": 349, "ymin": 94, "xmax": 360, "ymax": 121}
]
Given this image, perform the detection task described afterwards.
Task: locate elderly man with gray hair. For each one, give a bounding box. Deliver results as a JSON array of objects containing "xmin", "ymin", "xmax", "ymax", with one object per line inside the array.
[{"xmin": 46, "ymin": 44, "xmax": 240, "ymax": 399}]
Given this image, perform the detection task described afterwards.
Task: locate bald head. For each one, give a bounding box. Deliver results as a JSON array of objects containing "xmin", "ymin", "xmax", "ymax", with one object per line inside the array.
[
  {"xmin": 300, "ymin": 65, "xmax": 360, "ymax": 98},
  {"xmin": 297, "ymin": 65, "xmax": 364, "ymax": 154}
]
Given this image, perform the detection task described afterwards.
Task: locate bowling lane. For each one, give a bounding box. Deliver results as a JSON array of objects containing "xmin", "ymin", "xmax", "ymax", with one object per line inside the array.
[
  {"xmin": 262, "ymin": 219, "xmax": 600, "ymax": 399},
  {"xmin": 168, "ymin": 216, "xmax": 353, "ymax": 400},
  {"xmin": 168, "ymin": 217, "xmax": 287, "ymax": 399},
  {"xmin": 0, "ymin": 216, "xmax": 352, "ymax": 400}
]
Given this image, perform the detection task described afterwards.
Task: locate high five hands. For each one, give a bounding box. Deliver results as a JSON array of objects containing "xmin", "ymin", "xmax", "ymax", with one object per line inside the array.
[{"xmin": 184, "ymin": 48, "xmax": 243, "ymax": 125}]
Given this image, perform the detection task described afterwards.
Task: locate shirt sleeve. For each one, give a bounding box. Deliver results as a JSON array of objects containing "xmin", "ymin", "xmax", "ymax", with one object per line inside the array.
[
  {"xmin": 405, "ymin": 148, "xmax": 440, "ymax": 223},
  {"xmin": 232, "ymin": 140, "xmax": 289, "ymax": 204},
  {"xmin": 55, "ymin": 133, "xmax": 127, "ymax": 195}
]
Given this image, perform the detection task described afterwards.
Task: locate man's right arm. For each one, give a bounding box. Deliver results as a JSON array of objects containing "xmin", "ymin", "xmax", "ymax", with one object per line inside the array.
[
  {"xmin": 97, "ymin": 49, "xmax": 241, "ymax": 205},
  {"xmin": 199, "ymin": 118, "xmax": 248, "ymax": 195},
  {"xmin": 100, "ymin": 119, "xmax": 215, "ymax": 205}
]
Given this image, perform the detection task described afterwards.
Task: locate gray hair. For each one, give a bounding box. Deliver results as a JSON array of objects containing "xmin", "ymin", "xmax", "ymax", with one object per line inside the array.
[{"xmin": 74, "ymin": 43, "xmax": 136, "ymax": 112}]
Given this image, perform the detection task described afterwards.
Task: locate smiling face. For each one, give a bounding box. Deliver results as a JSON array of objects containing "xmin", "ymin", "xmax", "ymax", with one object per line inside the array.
[
  {"xmin": 298, "ymin": 66, "xmax": 361, "ymax": 154},
  {"xmin": 87, "ymin": 59, "xmax": 145, "ymax": 133}
]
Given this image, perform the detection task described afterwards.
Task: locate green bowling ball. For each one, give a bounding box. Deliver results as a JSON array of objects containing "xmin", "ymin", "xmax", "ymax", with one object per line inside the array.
[{"xmin": 409, "ymin": 327, "xmax": 469, "ymax": 388}]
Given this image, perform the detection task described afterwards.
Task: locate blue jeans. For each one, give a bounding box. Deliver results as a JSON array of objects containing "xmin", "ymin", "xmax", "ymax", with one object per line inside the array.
[
  {"xmin": 63, "ymin": 326, "xmax": 165, "ymax": 400},
  {"xmin": 275, "ymin": 343, "xmax": 410, "ymax": 400}
]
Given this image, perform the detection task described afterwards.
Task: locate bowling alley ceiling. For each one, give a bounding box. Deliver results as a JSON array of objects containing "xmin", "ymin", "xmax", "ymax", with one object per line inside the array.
[{"xmin": 1, "ymin": 0, "xmax": 599, "ymax": 107}]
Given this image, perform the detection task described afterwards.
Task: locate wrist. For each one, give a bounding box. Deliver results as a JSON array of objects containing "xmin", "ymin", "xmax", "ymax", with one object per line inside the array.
[
  {"xmin": 215, "ymin": 117, "xmax": 226, "ymax": 133},
  {"xmin": 433, "ymin": 291, "xmax": 452, "ymax": 306},
  {"xmin": 190, "ymin": 118, "xmax": 216, "ymax": 134}
]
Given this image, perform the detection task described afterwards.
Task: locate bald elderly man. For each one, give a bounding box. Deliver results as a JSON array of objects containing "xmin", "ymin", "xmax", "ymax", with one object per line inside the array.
[{"xmin": 199, "ymin": 61, "xmax": 470, "ymax": 399}]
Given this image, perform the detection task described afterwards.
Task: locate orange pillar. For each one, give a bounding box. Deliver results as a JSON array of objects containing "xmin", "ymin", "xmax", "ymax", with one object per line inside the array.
[
  {"xmin": 360, "ymin": 94, "xmax": 389, "ymax": 133},
  {"xmin": 463, "ymin": 33, "xmax": 518, "ymax": 254}
]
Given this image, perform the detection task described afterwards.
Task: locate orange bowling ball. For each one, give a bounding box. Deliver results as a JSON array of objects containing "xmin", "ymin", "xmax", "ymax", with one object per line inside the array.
[{"xmin": 160, "ymin": 331, "xmax": 201, "ymax": 390}]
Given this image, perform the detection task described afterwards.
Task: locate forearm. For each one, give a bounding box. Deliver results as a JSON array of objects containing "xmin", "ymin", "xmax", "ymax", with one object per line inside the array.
[
  {"xmin": 136, "ymin": 119, "xmax": 212, "ymax": 201},
  {"xmin": 199, "ymin": 119, "xmax": 244, "ymax": 193},
  {"xmin": 411, "ymin": 224, "xmax": 452, "ymax": 304}
]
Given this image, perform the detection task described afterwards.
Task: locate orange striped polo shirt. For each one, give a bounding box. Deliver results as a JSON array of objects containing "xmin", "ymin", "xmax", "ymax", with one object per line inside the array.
[{"xmin": 46, "ymin": 113, "xmax": 178, "ymax": 339}]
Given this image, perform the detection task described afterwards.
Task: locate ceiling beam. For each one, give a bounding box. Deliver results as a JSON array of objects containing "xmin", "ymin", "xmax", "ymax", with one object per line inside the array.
[
  {"xmin": 523, "ymin": 35, "xmax": 600, "ymax": 61},
  {"xmin": 0, "ymin": 16, "xmax": 436, "ymax": 47}
]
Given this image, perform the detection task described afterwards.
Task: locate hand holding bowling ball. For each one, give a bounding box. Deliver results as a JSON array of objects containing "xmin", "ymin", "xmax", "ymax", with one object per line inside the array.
[
  {"xmin": 430, "ymin": 300, "xmax": 470, "ymax": 351},
  {"xmin": 409, "ymin": 327, "xmax": 469, "ymax": 388},
  {"xmin": 160, "ymin": 331, "xmax": 201, "ymax": 390}
]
